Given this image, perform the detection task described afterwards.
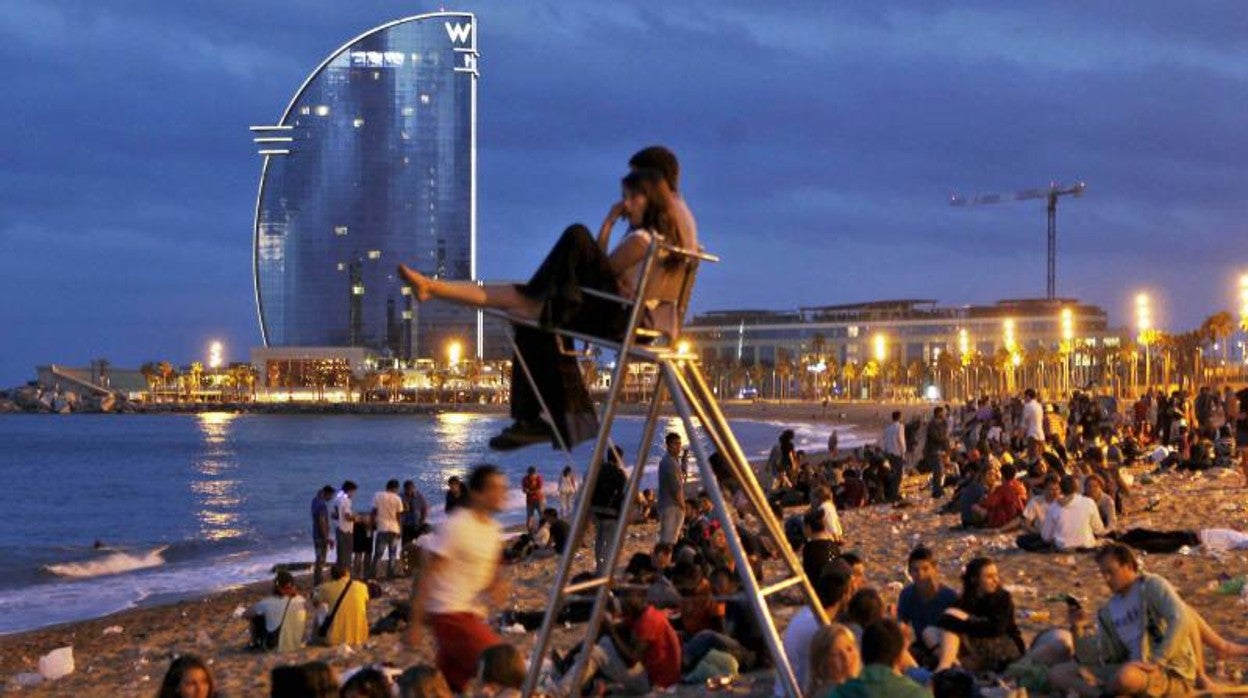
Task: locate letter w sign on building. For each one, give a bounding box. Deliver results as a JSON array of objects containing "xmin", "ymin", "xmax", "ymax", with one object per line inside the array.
[{"xmin": 445, "ymin": 21, "xmax": 472, "ymax": 44}]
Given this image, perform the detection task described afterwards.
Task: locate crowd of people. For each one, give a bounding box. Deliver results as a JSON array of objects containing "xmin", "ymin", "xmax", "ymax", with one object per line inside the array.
[{"xmin": 137, "ymin": 140, "xmax": 1247, "ymax": 696}]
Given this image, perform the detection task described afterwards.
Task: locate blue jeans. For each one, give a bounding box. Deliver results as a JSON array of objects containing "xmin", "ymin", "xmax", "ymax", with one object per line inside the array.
[
  {"xmin": 927, "ymin": 454, "xmax": 944, "ymax": 497},
  {"xmin": 373, "ymin": 531, "xmax": 400, "ymax": 578},
  {"xmin": 593, "ymin": 516, "xmax": 618, "ymax": 574}
]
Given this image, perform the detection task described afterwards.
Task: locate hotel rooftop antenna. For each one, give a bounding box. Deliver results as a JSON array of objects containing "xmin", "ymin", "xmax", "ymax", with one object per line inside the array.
[{"xmin": 950, "ymin": 181, "xmax": 1086, "ymax": 300}]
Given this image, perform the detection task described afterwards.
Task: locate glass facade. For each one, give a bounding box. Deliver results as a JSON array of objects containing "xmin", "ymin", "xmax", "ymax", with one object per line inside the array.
[{"xmin": 253, "ymin": 12, "xmax": 480, "ymax": 358}]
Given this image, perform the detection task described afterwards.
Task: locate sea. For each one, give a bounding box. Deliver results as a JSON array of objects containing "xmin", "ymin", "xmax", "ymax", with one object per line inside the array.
[{"xmin": 0, "ymin": 411, "xmax": 865, "ymax": 635}]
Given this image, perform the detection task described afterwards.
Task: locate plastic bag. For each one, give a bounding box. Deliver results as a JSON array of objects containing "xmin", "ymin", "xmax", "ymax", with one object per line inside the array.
[{"xmin": 38, "ymin": 646, "xmax": 74, "ymax": 680}]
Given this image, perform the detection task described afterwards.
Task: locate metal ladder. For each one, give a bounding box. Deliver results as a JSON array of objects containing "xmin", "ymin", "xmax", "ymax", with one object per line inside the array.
[{"xmin": 490, "ymin": 239, "xmax": 827, "ymax": 697}]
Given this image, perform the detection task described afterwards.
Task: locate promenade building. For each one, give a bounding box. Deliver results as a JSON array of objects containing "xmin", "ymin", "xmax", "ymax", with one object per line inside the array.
[
  {"xmin": 251, "ymin": 12, "xmax": 506, "ymax": 360},
  {"xmin": 683, "ymin": 298, "xmax": 1118, "ymax": 398}
]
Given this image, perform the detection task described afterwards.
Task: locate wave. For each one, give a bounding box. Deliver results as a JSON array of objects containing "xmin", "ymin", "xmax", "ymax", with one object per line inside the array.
[{"xmin": 45, "ymin": 546, "xmax": 169, "ymax": 579}]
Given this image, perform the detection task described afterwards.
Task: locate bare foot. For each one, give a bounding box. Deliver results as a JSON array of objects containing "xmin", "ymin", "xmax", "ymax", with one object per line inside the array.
[{"xmin": 396, "ymin": 264, "xmax": 432, "ymax": 301}]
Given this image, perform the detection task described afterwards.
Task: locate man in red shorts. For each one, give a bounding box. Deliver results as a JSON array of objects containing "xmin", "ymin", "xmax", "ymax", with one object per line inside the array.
[{"xmin": 408, "ymin": 464, "xmax": 509, "ymax": 692}]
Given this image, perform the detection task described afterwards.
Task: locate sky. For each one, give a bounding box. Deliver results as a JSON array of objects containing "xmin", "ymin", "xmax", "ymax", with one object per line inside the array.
[{"xmin": 2, "ymin": 1, "xmax": 1246, "ymax": 384}]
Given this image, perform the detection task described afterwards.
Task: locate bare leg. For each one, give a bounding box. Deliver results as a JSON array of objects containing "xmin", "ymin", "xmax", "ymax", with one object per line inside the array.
[
  {"xmin": 1191, "ymin": 604, "xmax": 1248, "ymax": 658},
  {"xmin": 397, "ymin": 264, "xmax": 541, "ymax": 319},
  {"xmin": 924, "ymin": 626, "xmax": 961, "ymax": 671}
]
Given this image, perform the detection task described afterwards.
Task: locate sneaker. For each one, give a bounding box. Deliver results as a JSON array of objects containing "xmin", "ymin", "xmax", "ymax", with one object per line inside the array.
[{"xmin": 489, "ymin": 421, "xmax": 554, "ymax": 451}]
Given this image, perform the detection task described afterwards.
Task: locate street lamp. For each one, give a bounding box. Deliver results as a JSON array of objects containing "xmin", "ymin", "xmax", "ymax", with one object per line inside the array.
[
  {"xmin": 957, "ymin": 328, "xmax": 970, "ymax": 398},
  {"xmin": 208, "ymin": 341, "xmax": 224, "ymax": 370},
  {"xmin": 1060, "ymin": 308, "xmax": 1074, "ymax": 395},
  {"xmin": 1135, "ymin": 293, "xmax": 1152, "ymax": 389},
  {"xmin": 447, "ymin": 340, "xmax": 462, "ymax": 369},
  {"xmin": 1003, "ymin": 318, "xmax": 1018, "ymax": 393},
  {"xmin": 873, "ymin": 333, "xmax": 887, "ymax": 400}
]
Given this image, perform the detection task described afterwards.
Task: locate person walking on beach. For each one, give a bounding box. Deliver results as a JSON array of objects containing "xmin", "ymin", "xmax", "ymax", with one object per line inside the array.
[
  {"xmin": 311, "ymin": 485, "xmax": 334, "ymax": 586},
  {"xmin": 409, "ymin": 464, "xmax": 509, "ymax": 693},
  {"xmin": 372, "ymin": 479, "xmax": 405, "ymax": 579},
  {"xmin": 331, "ymin": 481, "xmax": 357, "ymax": 567},
  {"xmin": 657, "ymin": 432, "xmax": 686, "ymax": 545},
  {"xmin": 522, "ymin": 466, "xmax": 545, "ymax": 532}
]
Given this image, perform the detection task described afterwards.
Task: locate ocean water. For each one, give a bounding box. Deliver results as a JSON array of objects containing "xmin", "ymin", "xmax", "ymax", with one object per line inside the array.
[{"xmin": 0, "ymin": 411, "xmax": 864, "ymax": 634}]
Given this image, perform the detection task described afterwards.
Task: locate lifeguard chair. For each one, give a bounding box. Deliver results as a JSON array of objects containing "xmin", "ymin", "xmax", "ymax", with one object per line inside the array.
[{"xmin": 487, "ymin": 239, "xmax": 826, "ymax": 697}]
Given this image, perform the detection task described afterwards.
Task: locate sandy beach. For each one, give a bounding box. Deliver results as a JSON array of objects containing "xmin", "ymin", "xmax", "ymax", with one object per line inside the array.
[{"xmin": 3, "ymin": 401, "xmax": 1246, "ymax": 696}]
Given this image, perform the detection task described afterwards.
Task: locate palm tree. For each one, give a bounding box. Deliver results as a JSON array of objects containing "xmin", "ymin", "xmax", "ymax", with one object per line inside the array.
[
  {"xmin": 1201, "ymin": 310, "xmax": 1235, "ymax": 378},
  {"xmin": 934, "ymin": 351, "xmax": 959, "ymax": 400},
  {"xmin": 139, "ymin": 362, "xmax": 159, "ymax": 402},
  {"xmin": 842, "ymin": 361, "xmax": 859, "ymax": 400}
]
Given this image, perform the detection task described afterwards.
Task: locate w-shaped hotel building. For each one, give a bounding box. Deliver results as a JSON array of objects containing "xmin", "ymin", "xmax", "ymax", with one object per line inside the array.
[{"xmin": 250, "ymin": 12, "xmax": 486, "ymax": 361}]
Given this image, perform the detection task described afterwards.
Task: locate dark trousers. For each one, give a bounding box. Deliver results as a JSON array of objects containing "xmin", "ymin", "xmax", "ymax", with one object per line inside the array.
[
  {"xmin": 510, "ymin": 225, "xmax": 630, "ymax": 448},
  {"xmin": 885, "ymin": 454, "xmax": 904, "ymax": 501},
  {"xmin": 1109, "ymin": 528, "xmax": 1199, "ymax": 553}
]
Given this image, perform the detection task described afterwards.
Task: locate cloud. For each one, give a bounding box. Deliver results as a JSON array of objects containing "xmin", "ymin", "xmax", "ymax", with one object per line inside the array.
[{"xmin": 2, "ymin": 0, "xmax": 1246, "ymax": 384}]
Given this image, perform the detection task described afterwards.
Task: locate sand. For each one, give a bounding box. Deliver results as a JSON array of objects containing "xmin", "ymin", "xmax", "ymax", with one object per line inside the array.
[{"xmin": 3, "ymin": 402, "xmax": 1246, "ymax": 696}]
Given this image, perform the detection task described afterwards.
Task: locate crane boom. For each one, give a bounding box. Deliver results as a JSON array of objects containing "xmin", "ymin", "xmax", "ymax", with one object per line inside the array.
[{"xmin": 949, "ymin": 181, "xmax": 1086, "ymax": 300}]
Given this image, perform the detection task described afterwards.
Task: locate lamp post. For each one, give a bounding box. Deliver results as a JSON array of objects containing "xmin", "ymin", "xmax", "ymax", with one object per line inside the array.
[
  {"xmin": 1135, "ymin": 293, "xmax": 1152, "ymax": 391},
  {"xmin": 873, "ymin": 333, "xmax": 887, "ymax": 401},
  {"xmin": 1003, "ymin": 318, "xmax": 1017, "ymax": 393},
  {"xmin": 208, "ymin": 341, "xmax": 224, "ymax": 370},
  {"xmin": 958, "ymin": 328, "xmax": 970, "ymax": 397},
  {"xmin": 1239, "ymin": 274, "xmax": 1248, "ymax": 378},
  {"xmin": 1060, "ymin": 308, "xmax": 1074, "ymax": 397}
]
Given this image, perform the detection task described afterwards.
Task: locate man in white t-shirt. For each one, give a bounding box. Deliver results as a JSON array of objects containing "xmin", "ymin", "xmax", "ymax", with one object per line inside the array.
[
  {"xmin": 774, "ymin": 563, "xmax": 850, "ymax": 697},
  {"xmin": 409, "ymin": 464, "xmax": 508, "ymax": 693},
  {"xmin": 1041, "ymin": 475, "xmax": 1105, "ymax": 551},
  {"xmin": 330, "ymin": 481, "xmax": 357, "ymax": 567},
  {"xmin": 371, "ymin": 479, "xmax": 405, "ymax": 579}
]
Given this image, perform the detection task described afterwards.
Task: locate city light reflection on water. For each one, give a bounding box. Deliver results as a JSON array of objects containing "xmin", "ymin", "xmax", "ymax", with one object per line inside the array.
[{"xmin": 193, "ymin": 412, "xmax": 246, "ymax": 541}]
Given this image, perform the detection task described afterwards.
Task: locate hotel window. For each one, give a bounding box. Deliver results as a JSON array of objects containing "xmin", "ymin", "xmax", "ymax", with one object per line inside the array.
[
  {"xmin": 334, "ymin": 226, "xmax": 348, "ymax": 236},
  {"xmin": 367, "ymin": 250, "xmax": 381, "ymax": 260}
]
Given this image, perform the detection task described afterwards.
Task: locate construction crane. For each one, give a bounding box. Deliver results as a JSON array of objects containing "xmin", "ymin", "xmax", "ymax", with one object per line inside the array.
[{"xmin": 950, "ymin": 181, "xmax": 1086, "ymax": 300}]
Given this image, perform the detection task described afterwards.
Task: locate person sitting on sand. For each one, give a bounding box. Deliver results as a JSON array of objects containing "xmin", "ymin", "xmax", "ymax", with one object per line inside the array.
[
  {"xmin": 806, "ymin": 623, "xmax": 861, "ymax": 697},
  {"xmin": 980, "ymin": 462, "xmax": 1028, "ymax": 529},
  {"xmin": 1083, "ymin": 473, "xmax": 1116, "ymax": 531},
  {"xmin": 557, "ymin": 587, "xmax": 682, "ymax": 695},
  {"xmin": 246, "ymin": 569, "xmax": 307, "ymax": 652},
  {"xmin": 826, "ymin": 619, "xmax": 928, "ymax": 698},
  {"xmin": 158, "ymin": 654, "xmax": 217, "ymax": 698},
  {"xmin": 398, "ymin": 152, "xmax": 696, "ymax": 452},
  {"xmin": 395, "ymin": 665, "xmax": 452, "ymax": 698},
  {"xmin": 269, "ymin": 664, "xmax": 336, "ymax": 694},
  {"xmin": 897, "ymin": 546, "xmax": 959, "ymax": 668},
  {"xmin": 316, "ymin": 563, "xmax": 369, "ymax": 646},
  {"xmin": 954, "ymin": 464, "xmax": 990, "ymax": 527},
  {"xmin": 775, "ymin": 563, "xmax": 852, "ymax": 697},
  {"xmin": 1016, "ymin": 473, "xmax": 1061, "ymax": 549},
  {"xmin": 929, "ymin": 557, "xmax": 1025, "ymax": 673},
  {"xmin": 471, "ymin": 644, "xmax": 526, "ymax": 698},
  {"xmin": 271, "ymin": 661, "xmax": 338, "ymax": 698},
  {"xmin": 1040, "ymin": 475, "xmax": 1106, "ymax": 552},
  {"xmin": 1047, "ymin": 544, "xmax": 1198, "ymax": 697},
  {"xmin": 341, "ymin": 667, "xmax": 392, "ymax": 698}
]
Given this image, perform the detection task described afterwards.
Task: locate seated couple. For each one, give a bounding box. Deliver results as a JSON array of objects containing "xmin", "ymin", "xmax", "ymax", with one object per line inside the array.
[{"xmin": 398, "ymin": 146, "xmax": 697, "ymax": 451}]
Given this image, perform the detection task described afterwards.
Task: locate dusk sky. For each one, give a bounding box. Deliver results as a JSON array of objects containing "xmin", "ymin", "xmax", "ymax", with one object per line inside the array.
[{"xmin": 3, "ymin": 1, "xmax": 1246, "ymax": 384}]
